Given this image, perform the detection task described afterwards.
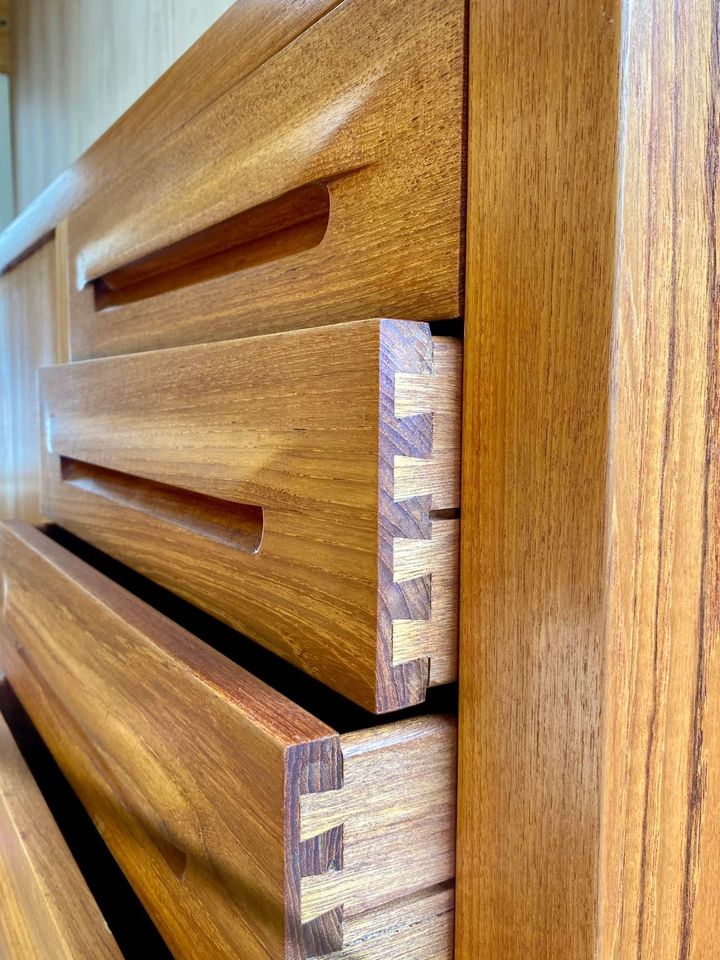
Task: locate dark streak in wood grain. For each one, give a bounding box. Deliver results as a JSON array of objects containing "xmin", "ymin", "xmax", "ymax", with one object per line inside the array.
[
  {"xmin": 678, "ymin": 8, "xmax": 720, "ymax": 956},
  {"xmin": 299, "ymin": 824, "xmax": 344, "ymax": 879},
  {"xmin": 637, "ymin": 2, "xmax": 681, "ymax": 944},
  {"xmin": 458, "ymin": 0, "xmax": 719, "ymax": 956}
]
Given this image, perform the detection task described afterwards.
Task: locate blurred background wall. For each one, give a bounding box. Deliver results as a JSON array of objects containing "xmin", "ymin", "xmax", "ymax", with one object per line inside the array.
[
  {"xmin": 0, "ymin": 0, "xmax": 234, "ymax": 228},
  {"xmin": 0, "ymin": 2, "xmax": 11, "ymax": 227}
]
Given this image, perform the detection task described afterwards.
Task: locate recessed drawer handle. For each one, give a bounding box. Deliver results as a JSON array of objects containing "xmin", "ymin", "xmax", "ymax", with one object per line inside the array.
[
  {"xmin": 41, "ymin": 319, "xmax": 461, "ymax": 711},
  {"xmin": 91, "ymin": 181, "xmax": 330, "ymax": 310},
  {"xmin": 60, "ymin": 457, "xmax": 264, "ymax": 554}
]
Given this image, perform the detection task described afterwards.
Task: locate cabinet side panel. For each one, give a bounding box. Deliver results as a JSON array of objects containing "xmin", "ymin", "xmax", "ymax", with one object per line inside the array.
[
  {"xmin": 0, "ymin": 240, "xmax": 59, "ymax": 523},
  {"xmin": 457, "ymin": 0, "xmax": 622, "ymax": 957},
  {"xmin": 600, "ymin": 1, "xmax": 720, "ymax": 956}
]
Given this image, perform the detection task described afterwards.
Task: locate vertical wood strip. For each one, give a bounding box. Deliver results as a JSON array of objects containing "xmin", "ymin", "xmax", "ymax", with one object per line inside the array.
[
  {"xmin": 0, "ymin": 240, "xmax": 58, "ymax": 523},
  {"xmin": 457, "ymin": 0, "xmax": 622, "ymax": 955},
  {"xmin": 599, "ymin": 1, "xmax": 720, "ymax": 956},
  {"xmin": 458, "ymin": 0, "xmax": 719, "ymax": 957}
]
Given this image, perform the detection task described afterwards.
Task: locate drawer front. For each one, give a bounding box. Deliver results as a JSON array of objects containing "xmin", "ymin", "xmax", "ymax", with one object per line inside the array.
[
  {"xmin": 40, "ymin": 319, "xmax": 461, "ymax": 712},
  {"xmin": 0, "ymin": 710, "xmax": 123, "ymax": 960},
  {"xmin": 0, "ymin": 523, "xmax": 456, "ymax": 960},
  {"xmin": 63, "ymin": 0, "xmax": 465, "ymax": 360}
]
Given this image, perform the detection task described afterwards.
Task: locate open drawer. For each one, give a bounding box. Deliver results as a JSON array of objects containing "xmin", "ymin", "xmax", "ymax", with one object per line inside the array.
[
  {"xmin": 0, "ymin": 523, "xmax": 456, "ymax": 960},
  {"xmin": 40, "ymin": 318, "xmax": 461, "ymax": 713},
  {"xmin": 0, "ymin": 709, "xmax": 123, "ymax": 960},
  {"xmin": 62, "ymin": 0, "xmax": 466, "ymax": 361}
]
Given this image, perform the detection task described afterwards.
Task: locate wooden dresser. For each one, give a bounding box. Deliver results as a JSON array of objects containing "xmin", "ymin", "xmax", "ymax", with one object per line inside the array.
[{"xmin": 1, "ymin": 1, "xmax": 717, "ymax": 959}]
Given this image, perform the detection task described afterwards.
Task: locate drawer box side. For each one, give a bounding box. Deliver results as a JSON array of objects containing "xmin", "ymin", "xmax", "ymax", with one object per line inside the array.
[
  {"xmin": 297, "ymin": 715, "xmax": 457, "ymax": 956},
  {"xmin": 377, "ymin": 327, "xmax": 462, "ymax": 709}
]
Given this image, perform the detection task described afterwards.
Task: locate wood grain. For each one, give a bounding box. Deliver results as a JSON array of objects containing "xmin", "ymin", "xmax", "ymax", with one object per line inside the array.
[
  {"xmin": 337, "ymin": 887, "xmax": 454, "ymax": 960},
  {"xmin": 300, "ymin": 716, "xmax": 456, "ymax": 924},
  {"xmin": 0, "ymin": 710, "xmax": 122, "ymax": 959},
  {"xmin": 0, "ymin": 521, "xmax": 455, "ymax": 960},
  {"xmin": 456, "ymin": 0, "xmax": 720, "ymax": 957},
  {"xmin": 599, "ymin": 1, "xmax": 720, "ymax": 955},
  {"xmin": 0, "ymin": 0, "xmax": 9, "ymax": 76},
  {"xmin": 40, "ymin": 319, "xmax": 461, "ymax": 712},
  {"xmin": 0, "ymin": 0, "xmax": 340, "ymax": 271},
  {"xmin": 0, "ymin": 240, "xmax": 61, "ymax": 523},
  {"xmin": 63, "ymin": 0, "xmax": 465, "ymax": 359}
]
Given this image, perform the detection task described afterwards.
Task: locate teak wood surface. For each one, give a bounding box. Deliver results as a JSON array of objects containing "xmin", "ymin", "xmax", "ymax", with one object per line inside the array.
[
  {"xmin": 0, "ymin": 522, "xmax": 456, "ymax": 960},
  {"xmin": 457, "ymin": 0, "xmax": 720, "ymax": 957},
  {"xmin": 0, "ymin": 711, "xmax": 122, "ymax": 959},
  {"xmin": 60, "ymin": 0, "xmax": 464, "ymax": 360},
  {"xmin": 6, "ymin": 0, "xmax": 717, "ymax": 954},
  {"xmin": 0, "ymin": 0, "xmax": 343, "ymax": 272},
  {"xmin": 40, "ymin": 318, "xmax": 461, "ymax": 713}
]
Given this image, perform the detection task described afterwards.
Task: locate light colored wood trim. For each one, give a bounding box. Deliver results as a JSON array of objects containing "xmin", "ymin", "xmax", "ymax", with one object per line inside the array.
[
  {"xmin": 0, "ymin": 711, "xmax": 123, "ymax": 959},
  {"xmin": 457, "ymin": 0, "xmax": 719, "ymax": 957}
]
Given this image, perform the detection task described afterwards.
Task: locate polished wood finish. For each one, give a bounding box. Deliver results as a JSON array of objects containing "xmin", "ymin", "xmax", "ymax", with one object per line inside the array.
[
  {"xmin": 457, "ymin": 0, "xmax": 719, "ymax": 957},
  {"xmin": 599, "ymin": 3, "xmax": 720, "ymax": 954},
  {"xmin": 0, "ymin": 522, "xmax": 456, "ymax": 960},
  {"xmin": 2, "ymin": 0, "xmax": 333, "ymax": 256},
  {"xmin": 40, "ymin": 319, "xmax": 461, "ymax": 712},
  {"xmin": 62, "ymin": 0, "xmax": 464, "ymax": 360},
  {"xmin": 0, "ymin": 240, "xmax": 62, "ymax": 522},
  {"xmin": 0, "ymin": 711, "xmax": 122, "ymax": 959}
]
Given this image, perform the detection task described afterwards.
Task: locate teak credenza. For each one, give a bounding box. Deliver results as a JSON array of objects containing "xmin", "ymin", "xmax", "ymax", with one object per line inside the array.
[{"xmin": 0, "ymin": 0, "xmax": 717, "ymax": 958}]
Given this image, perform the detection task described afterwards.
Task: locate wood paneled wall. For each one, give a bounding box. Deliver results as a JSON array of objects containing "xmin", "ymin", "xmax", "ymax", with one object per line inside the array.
[{"xmin": 10, "ymin": 0, "xmax": 233, "ymax": 213}]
